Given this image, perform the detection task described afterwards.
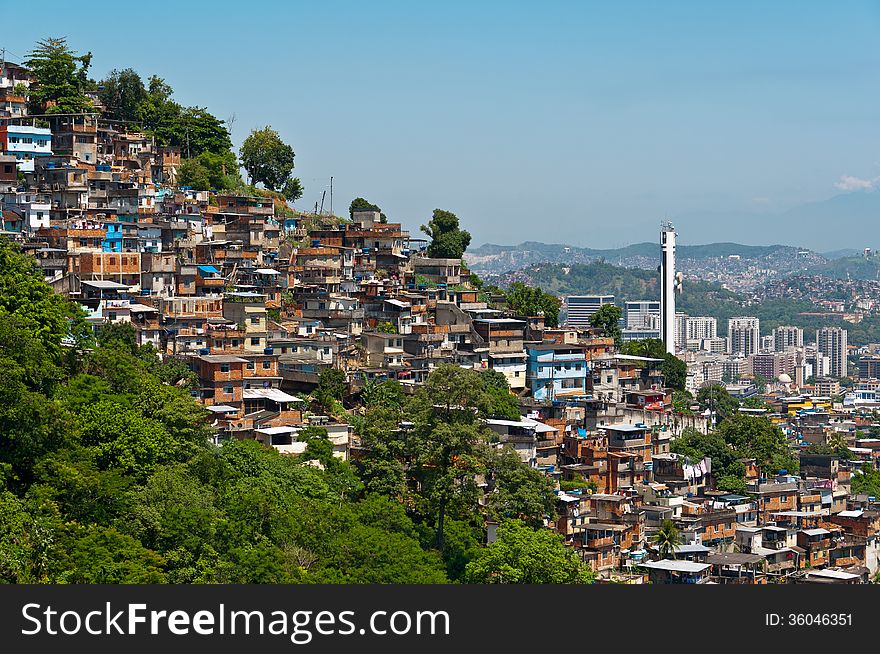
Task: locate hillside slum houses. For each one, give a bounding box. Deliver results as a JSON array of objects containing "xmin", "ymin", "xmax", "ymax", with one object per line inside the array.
[{"xmin": 3, "ymin": 100, "xmax": 879, "ymax": 584}]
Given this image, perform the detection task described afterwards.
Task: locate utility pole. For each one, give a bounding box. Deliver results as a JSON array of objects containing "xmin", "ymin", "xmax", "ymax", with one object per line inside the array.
[{"xmin": 329, "ymin": 176, "xmax": 333, "ymax": 215}]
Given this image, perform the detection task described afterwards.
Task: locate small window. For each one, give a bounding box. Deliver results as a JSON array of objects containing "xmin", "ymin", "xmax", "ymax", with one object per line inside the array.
[
  {"xmin": 246, "ymin": 362, "xmax": 255, "ymax": 370},
  {"xmin": 220, "ymin": 364, "xmax": 230, "ymax": 373},
  {"xmin": 223, "ymin": 386, "xmax": 233, "ymax": 395},
  {"xmin": 251, "ymin": 337, "xmax": 260, "ymax": 346},
  {"xmin": 262, "ymin": 361, "xmax": 271, "ymax": 370}
]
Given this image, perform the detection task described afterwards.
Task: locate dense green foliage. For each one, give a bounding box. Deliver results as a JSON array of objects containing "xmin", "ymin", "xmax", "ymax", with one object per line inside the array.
[
  {"xmin": 1, "ymin": 241, "xmax": 574, "ymax": 584},
  {"xmin": 671, "ymin": 415, "xmax": 798, "ymax": 493},
  {"xmin": 589, "ymin": 303, "xmax": 623, "ymax": 345},
  {"xmin": 25, "ymin": 37, "xmax": 94, "ymax": 114},
  {"xmin": 463, "ymin": 520, "xmax": 594, "ymax": 584},
  {"xmin": 851, "ymin": 465, "xmax": 880, "ymax": 499},
  {"xmin": 421, "ymin": 209, "xmax": 472, "ymax": 259},
  {"xmin": 98, "ymin": 68, "xmax": 147, "ymax": 122},
  {"xmin": 504, "ymin": 282, "xmax": 561, "ymax": 327},
  {"xmin": 239, "ymin": 126, "xmax": 302, "ymax": 199}
]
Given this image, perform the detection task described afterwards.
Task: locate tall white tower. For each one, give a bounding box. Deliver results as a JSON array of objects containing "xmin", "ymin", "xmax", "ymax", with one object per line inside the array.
[{"xmin": 660, "ymin": 223, "xmax": 677, "ymax": 355}]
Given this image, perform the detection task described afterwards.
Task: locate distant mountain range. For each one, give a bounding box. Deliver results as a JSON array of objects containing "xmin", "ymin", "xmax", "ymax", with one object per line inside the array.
[
  {"xmin": 464, "ymin": 241, "xmax": 827, "ymax": 278},
  {"xmin": 466, "ymin": 190, "xmax": 880, "ymax": 274}
]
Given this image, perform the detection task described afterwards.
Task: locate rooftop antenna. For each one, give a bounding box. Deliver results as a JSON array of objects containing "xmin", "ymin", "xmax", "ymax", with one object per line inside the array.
[{"xmin": 319, "ymin": 189, "xmax": 326, "ymax": 215}]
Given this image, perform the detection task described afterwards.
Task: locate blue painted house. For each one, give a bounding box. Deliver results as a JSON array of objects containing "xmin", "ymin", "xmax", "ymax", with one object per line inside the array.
[
  {"xmin": 526, "ymin": 343, "xmax": 589, "ymax": 401},
  {"xmin": 101, "ymin": 221, "xmax": 123, "ymax": 252}
]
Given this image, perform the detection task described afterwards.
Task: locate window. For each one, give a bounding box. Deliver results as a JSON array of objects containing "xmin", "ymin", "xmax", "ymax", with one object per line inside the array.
[
  {"xmin": 246, "ymin": 362, "xmax": 255, "ymax": 370},
  {"xmin": 223, "ymin": 386, "xmax": 233, "ymax": 395},
  {"xmin": 251, "ymin": 337, "xmax": 260, "ymax": 346},
  {"xmin": 262, "ymin": 361, "xmax": 271, "ymax": 370},
  {"xmin": 250, "ymin": 316, "xmax": 259, "ymax": 324},
  {"xmin": 220, "ymin": 364, "xmax": 230, "ymax": 373}
]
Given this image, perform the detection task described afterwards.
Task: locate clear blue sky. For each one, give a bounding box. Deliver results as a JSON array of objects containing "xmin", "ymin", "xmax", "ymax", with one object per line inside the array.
[{"xmin": 4, "ymin": 1, "xmax": 879, "ymax": 247}]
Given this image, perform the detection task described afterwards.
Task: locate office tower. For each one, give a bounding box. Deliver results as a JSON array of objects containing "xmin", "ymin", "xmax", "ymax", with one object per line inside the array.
[
  {"xmin": 773, "ymin": 326, "xmax": 803, "ymax": 352},
  {"xmin": 660, "ymin": 223, "xmax": 677, "ymax": 355},
  {"xmin": 625, "ymin": 300, "xmax": 661, "ymax": 329},
  {"xmin": 566, "ymin": 295, "xmax": 614, "ymax": 328},
  {"xmin": 728, "ymin": 317, "xmax": 760, "ymax": 356},
  {"xmin": 816, "ymin": 327, "xmax": 848, "ymax": 378}
]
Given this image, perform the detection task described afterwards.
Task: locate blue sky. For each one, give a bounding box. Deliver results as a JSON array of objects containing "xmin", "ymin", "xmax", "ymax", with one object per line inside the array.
[{"xmin": 4, "ymin": 1, "xmax": 879, "ymax": 247}]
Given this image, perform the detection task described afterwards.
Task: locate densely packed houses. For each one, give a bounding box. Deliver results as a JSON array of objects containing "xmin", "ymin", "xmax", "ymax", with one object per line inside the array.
[{"xmin": 4, "ymin": 60, "xmax": 879, "ymax": 585}]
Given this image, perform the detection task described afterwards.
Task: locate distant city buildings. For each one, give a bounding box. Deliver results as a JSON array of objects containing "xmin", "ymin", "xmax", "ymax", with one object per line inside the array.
[
  {"xmin": 773, "ymin": 326, "xmax": 804, "ymax": 352},
  {"xmin": 816, "ymin": 327, "xmax": 848, "ymax": 378},
  {"xmin": 728, "ymin": 316, "xmax": 761, "ymax": 357},
  {"xmin": 675, "ymin": 313, "xmax": 717, "ymax": 352},
  {"xmin": 565, "ymin": 294, "xmax": 614, "ymax": 328}
]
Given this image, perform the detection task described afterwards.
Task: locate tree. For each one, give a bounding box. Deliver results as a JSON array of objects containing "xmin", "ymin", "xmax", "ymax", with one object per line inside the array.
[
  {"xmin": 421, "ymin": 209, "xmax": 471, "ymax": 259},
  {"xmin": 25, "ymin": 37, "xmax": 93, "ymax": 114},
  {"xmin": 281, "ymin": 177, "xmax": 304, "ymax": 202},
  {"xmin": 852, "ymin": 464, "xmax": 880, "ymax": 499},
  {"xmin": 51, "ymin": 524, "xmax": 167, "ymax": 583},
  {"xmin": 409, "ymin": 365, "xmax": 491, "ymax": 551},
  {"xmin": 240, "ymin": 125, "xmax": 299, "ymax": 193},
  {"xmin": 177, "ymin": 157, "xmax": 212, "ymax": 191},
  {"xmin": 650, "ymin": 519, "xmax": 682, "ymax": 560},
  {"xmin": 716, "ymin": 414, "xmax": 798, "ymax": 476},
  {"xmin": 313, "ymin": 368, "xmax": 347, "ymax": 412},
  {"xmin": 0, "ymin": 239, "xmax": 86, "ymax": 360},
  {"xmin": 589, "ymin": 304, "xmax": 622, "ymax": 346},
  {"xmin": 697, "ymin": 383, "xmax": 739, "ymax": 424},
  {"xmin": 349, "ymin": 197, "xmax": 380, "ymax": 215},
  {"xmin": 504, "ymin": 282, "xmax": 561, "ymax": 327},
  {"xmin": 99, "ymin": 68, "xmax": 147, "ymax": 122},
  {"xmin": 177, "ymin": 150, "xmax": 241, "ymax": 191},
  {"xmin": 463, "ymin": 520, "xmax": 594, "ymax": 584},
  {"xmin": 486, "ymin": 448, "xmax": 556, "ymax": 527},
  {"xmin": 480, "ymin": 369, "xmax": 520, "ymax": 420}
]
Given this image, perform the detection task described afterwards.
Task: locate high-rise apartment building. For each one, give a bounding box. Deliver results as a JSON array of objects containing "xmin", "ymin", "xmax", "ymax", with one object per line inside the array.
[
  {"xmin": 676, "ymin": 314, "xmax": 718, "ymax": 351},
  {"xmin": 816, "ymin": 327, "xmax": 848, "ymax": 378},
  {"xmin": 728, "ymin": 317, "xmax": 760, "ymax": 357},
  {"xmin": 773, "ymin": 326, "xmax": 803, "ymax": 352}
]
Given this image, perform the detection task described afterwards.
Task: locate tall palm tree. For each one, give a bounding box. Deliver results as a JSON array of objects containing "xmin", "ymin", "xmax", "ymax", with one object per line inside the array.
[{"xmin": 651, "ymin": 519, "xmax": 682, "ymax": 560}]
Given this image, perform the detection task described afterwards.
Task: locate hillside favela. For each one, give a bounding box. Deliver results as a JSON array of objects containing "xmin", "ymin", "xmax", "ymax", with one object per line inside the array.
[{"xmin": 4, "ymin": 37, "xmax": 880, "ymax": 587}]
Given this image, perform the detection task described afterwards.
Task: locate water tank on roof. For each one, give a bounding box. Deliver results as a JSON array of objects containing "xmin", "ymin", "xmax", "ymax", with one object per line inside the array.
[
  {"xmin": 198, "ymin": 348, "xmax": 210, "ymax": 355},
  {"xmin": 264, "ymin": 347, "xmax": 274, "ymax": 355}
]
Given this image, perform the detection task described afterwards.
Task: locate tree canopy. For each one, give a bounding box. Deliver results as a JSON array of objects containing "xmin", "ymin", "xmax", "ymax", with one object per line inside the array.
[
  {"xmin": 504, "ymin": 282, "xmax": 561, "ymax": 327},
  {"xmin": 421, "ymin": 209, "xmax": 472, "ymax": 259},
  {"xmin": 463, "ymin": 520, "xmax": 594, "ymax": 584},
  {"xmin": 240, "ymin": 126, "xmax": 302, "ymax": 200},
  {"xmin": 0, "ymin": 241, "xmax": 594, "ymax": 586},
  {"xmin": 589, "ymin": 304, "xmax": 623, "ymax": 346},
  {"xmin": 25, "ymin": 37, "xmax": 93, "ymax": 114},
  {"xmin": 98, "ymin": 68, "xmax": 147, "ymax": 122}
]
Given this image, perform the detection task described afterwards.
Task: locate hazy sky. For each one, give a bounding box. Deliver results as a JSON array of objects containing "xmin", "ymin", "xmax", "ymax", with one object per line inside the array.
[{"xmin": 4, "ymin": 1, "xmax": 879, "ymax": 247}]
